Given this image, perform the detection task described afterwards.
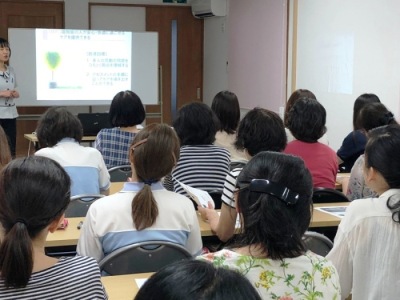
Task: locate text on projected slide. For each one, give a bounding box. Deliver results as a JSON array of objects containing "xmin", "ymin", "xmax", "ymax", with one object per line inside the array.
[{"xmin": 36, "ymin": 29, "xmax": 132, "ymax": 101}]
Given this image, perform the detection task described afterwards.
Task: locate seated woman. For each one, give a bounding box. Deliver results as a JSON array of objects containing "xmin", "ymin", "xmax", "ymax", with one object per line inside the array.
[
  {"xmin": 0, "ymin": 156, "xmax": 106, "ymax": 299},
  {"xmin": 198, "ymin": 151, "xmax": 340, "ymax": 299},
  {"xmin": 284, "ymin": 89, "xmax": 329, "ymax": 145},
  {"xmin": 337, "ymin": 93, "xmax": 380, "ymax": 172},
  {"xmin": 77, "ymin": 124, "xmax": 202, "ymax": 262},
  {"xmin": 346, "ymin": 102, "xmax": 397, "ymax": 200},
  {"xmin": 198, "ymin": 108, "xmax": 287, "ymax": 242},
  {"xmin": 35, "ymin": 107, "xmax": 110, "ymax": 196},
  {"xmin": 327, "ymin": 124, "xmax": 400, "ymax": 299},
  {"xmin": 284, "ymin": 98, "xmax": 338, "ymax": 188},
  {"xmin": 163, "ymin": 102, "xmax": 230, "ymax": 195},
  {"xmin": 95, "ymin": 90, "xmax": 145, "ymax": 169},
  {"xmin": 135, "ymin": 260, "xmax": 261, "ymax": 300},
  {"xmin": 211, "ymin": 90, "xmax": 246, "ymax": 162}
]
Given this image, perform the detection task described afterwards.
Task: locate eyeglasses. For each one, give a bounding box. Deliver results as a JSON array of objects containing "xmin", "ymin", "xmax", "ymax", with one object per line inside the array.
[{"xmin": 236, "ymin": 179, "xmax": 300, "ymax": 205}]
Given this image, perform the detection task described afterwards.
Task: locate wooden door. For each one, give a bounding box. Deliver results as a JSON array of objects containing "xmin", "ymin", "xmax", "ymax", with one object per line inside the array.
[
  {"xmin": 0, "ymin": 0, "xmax": 64, "ymax": 157},
  {"xmin": 146, "ymin": 6, "xmax": 203, "ymax": 125}
]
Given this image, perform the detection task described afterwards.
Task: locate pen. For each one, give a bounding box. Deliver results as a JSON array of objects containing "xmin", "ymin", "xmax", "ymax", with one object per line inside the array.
[{"xmin": 77, "ymin": 221, "xmax": 83, "ymax": 229}]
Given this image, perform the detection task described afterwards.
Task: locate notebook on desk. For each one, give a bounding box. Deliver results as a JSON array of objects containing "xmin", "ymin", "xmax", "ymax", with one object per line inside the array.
[{"xmin": 77, "ymin": 113, "xmax": 112, "ymax": 136}]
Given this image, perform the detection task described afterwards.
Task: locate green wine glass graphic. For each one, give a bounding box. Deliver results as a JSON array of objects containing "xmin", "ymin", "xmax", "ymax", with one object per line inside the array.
[{"xmin": 45, "ymin": 52, "xmax": 61, "ymax": 89}]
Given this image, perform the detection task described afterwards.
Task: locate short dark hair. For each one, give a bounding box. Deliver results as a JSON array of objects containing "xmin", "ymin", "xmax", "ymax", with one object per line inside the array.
[
  {"xmin": 173, "ymin": 102, "xmax": 218, "ymax": 146},
  {"xmin": 365, "ymin": 124, "xmax": 400, "ymax": 222},
  {"xmin": 36, "ymin": 107, "xmax": 83, "ymax": 147},
  {"xmin": 109, "ymin": 90, "xmax": 145, "ymax": 127},
  {"xmin": 135, "ymin": 260, "xmax": 262, "ymax": 300},
  {"xmin": 356, "ymin": 102, "xmax": 396, "ymax": 132},
  {"xmin": 0, "ymin": 156, "xmax": 71, "ymax": 288},
  {"xmin": 287, "ymin": 97, "xmax": 327, "ymax": 143},
  {"xmin": 211, "ymin": 90, "xmax": 240, "ymax": 134},
  {"xmin": 235, "ymin": 151, "xmax": 313, "ymax": 260},
  {"xmin": 284, "ymin": 89, "xmax": 316, "ymax": 127},
  {"xmin": 353, "ymin": 93, "xmax": 380, "ymax": 130},
  {"xmin": 0, "ymin": 38, "xmax": 11, "ymax": 56},
  {"xmin": 235, "ymin": 108, "xmax": 287, "ymax": 156}
]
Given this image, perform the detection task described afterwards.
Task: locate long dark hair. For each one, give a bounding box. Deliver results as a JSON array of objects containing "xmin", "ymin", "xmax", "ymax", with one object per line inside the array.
[
  {"xmin": 0, "ymin": 156, "xmax": 71, "ymax": 288},
  {"xmin": 130, "ymin": 124, "xmax": 180, "ymax": 230},
  {"xmin": 235, "ymin": 151, "xmax": 313, "ymax": 259},
  {"xmin": 353, "ymin": 93, "xmax": 380, "ymax": 130},
  {"xmin": 365, "ymin": 124, "xmax": 400, "ymax": 223}
]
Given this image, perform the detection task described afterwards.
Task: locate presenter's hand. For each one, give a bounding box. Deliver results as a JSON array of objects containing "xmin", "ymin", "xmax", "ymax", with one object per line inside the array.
[
  {"xmin": 11, "ymin": 90, "xmax": 19, "ymax": 98},
  {"xmin": 0, "ymin": 90, "xmax": 13, "ymax": 98}
]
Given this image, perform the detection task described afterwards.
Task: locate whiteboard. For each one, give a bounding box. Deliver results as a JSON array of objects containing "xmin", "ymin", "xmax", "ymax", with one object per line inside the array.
[{"xmin": 295, "ymin": 0, "xmax": 400, "ymax": 151}]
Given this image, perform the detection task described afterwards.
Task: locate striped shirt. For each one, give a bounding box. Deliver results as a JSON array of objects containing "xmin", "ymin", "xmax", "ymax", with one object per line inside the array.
[
  {"xmin": 221, "ymin": 167, "xmax": 243, "ymax": 208},
  {"xmin": 95, "ymin": 127, "xmax": 136, "ymax": 169},
  {"xmin": 0, "ymin": 256, "xmax": 107, "ymax": 299},
  {"xmin": 164, "ymin": 145, "xmax": 230, "ymax": 195}
]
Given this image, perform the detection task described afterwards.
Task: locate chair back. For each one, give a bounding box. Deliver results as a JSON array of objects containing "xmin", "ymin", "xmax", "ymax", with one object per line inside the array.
[
  {"xmin": 312, "ymin": 187, "xmax": 349, "ymax": 203},
  {"xmin": 99, "ymin": 241, "xmax": 192, "ymax": 275},
  {"xmin": 65, "ymin": 194, "xmax": 104, "ymax": 217},
  {"xmin": 302, "ymin": 231, "xmax": 334, "ymax": 257},
  {"xmin": 108, "ymin": 165, "xmax": 132, "ymax": 182}
]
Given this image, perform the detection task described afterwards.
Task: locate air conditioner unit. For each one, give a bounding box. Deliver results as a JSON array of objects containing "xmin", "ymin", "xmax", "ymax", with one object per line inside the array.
[{"xmin": 191, "ymin": 0, "xmax": 227, "ymax": 19}]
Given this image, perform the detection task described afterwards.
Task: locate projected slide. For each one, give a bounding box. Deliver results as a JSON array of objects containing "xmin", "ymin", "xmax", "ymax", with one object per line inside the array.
[{"xmin": 36, "ymin": 29, "xmax": 132, "ymax": 101}]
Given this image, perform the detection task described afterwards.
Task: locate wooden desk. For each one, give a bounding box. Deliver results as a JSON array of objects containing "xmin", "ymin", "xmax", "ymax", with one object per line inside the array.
[
  {"xmin": 110, "ymin": 181, "xmax": 124, "ymax": 194},
  {"xmin": 46, "ymin": 202, "xmax": 349, "ymax": 247},
  {"xmin": 46, "ymin": 217, "xmax": 84, "ymax": 247},
  {"xmin": 335, "ymin": 173, "xmax": 350, "ymax": 190},
  {"xmin": 101, "ymin": 273, "xmax": 152, "ymax": 300}
]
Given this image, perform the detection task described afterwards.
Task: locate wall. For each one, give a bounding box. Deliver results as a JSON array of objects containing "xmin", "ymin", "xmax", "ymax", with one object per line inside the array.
[
  {"xmin": 294, "ymin": 0, "xmax": 400, "ymax": 151},
  {"xmin": 62, "ymin": 0, "xmax": 287, "ymax": 114},
  {"xmin": 227, "ymin": 0, "xmax": 287, "ymax": 112}
]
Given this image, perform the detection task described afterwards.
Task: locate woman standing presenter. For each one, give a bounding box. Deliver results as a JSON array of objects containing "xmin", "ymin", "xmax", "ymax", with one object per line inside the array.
[{"xmin": 0, "ymin": 38, "xmax": 19, "ymax": 157}]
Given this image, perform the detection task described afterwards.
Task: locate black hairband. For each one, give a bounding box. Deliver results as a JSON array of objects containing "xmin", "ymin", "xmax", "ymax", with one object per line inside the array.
[{"xmin": 245, "ymin": 179, "xmax": 300, "ymax": 205}]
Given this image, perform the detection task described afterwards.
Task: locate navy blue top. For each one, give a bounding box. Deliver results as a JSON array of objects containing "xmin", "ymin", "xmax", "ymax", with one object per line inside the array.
[{"xmin": 337, "ymin": 130, "xmax": 367, "ymax": 172}]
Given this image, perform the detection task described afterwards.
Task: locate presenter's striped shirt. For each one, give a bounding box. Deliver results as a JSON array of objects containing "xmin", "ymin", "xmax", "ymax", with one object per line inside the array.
[{"xmin": 0, "ymin": 256, "xmax": 107, "ymax": 300}]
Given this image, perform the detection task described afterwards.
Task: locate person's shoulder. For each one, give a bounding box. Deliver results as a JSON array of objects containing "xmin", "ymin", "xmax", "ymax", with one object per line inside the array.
[{"xmin": 58, "ymin": 255, "xmax": 100, "ymax": 270}]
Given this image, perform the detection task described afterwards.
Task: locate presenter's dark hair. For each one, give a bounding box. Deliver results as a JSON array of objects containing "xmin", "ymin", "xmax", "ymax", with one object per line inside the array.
[
  {"xmin": 353, "ymin": 93, "xmax": 380, "ymax": 130},
  {"xmin": 365, "ymin": 124, "xmax": 400, "ymax": 222},
  {"xmin": 130, "ymin": 124, "xmax": 180, "ymax": 230},
  {"xmin": 284, "ymin": 89, "xmax": 316, "ymax": 127},
  {"xmin": 287, "ymin": 97, "xmax": 327, "ymax": 143},
  {"xmin": 211, "ymin": 90, "xmax": 240, "ymax": 134},
  {"xmin": 135, "ymin": 260, "xmax": 262, "ymax": 300},
  {"xmin": 109, "ymin": 90, "xmax": 145, "ymax": 127},
  {"xmin": 0, "ymin": 156, "xmax": 71, "ymax": 288},
  {"xmin": 235, "ymin": 151, "xmax": 313, "ymax": 260},
  {"xmin": 356, "ymin": 102, "xmax": 396, "ymax": 132},
  {"xmin": 0, "ymin": 38, "xmax": 10, "ymax": 56},
  {"xmin": 173, "ymin": 102, "xmax": 218, "ymax": 146},
  {"xmin": 36, "ymin": 107, "xmax": 83, "ymax": 147},
  {"xmin": 235, "ymin": 108, "xmax": 286, "ymax": 157}
]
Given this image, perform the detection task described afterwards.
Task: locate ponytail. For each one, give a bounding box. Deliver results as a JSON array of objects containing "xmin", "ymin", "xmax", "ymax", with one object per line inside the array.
[
  {"xmin": 131, "ymin": 184, "xmax": 159, "ymax": 230},
  {"xmin": 0, "ymin": 222, "xmax": 33, "ymax": 288}
]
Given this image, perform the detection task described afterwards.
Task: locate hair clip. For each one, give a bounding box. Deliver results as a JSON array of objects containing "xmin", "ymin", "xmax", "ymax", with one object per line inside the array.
[
  {"xmin": 131, "ymin": 138, "xmax": 148, "ymax": 150},
  {"xmin": 247, "ymin": 179, "xmax": 300, "ymax": 205}
]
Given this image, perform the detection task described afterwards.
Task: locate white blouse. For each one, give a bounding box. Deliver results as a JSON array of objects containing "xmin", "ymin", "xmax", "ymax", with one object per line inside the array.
[{"xmin": 327, "ymin": 189, "xmax": 400, "ymax": 300}]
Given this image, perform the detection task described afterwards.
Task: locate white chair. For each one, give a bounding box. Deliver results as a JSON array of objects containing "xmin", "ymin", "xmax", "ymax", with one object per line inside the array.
[{"xmin": 99, "ymin": 241, "xmax": 192, "ymax": 275}]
